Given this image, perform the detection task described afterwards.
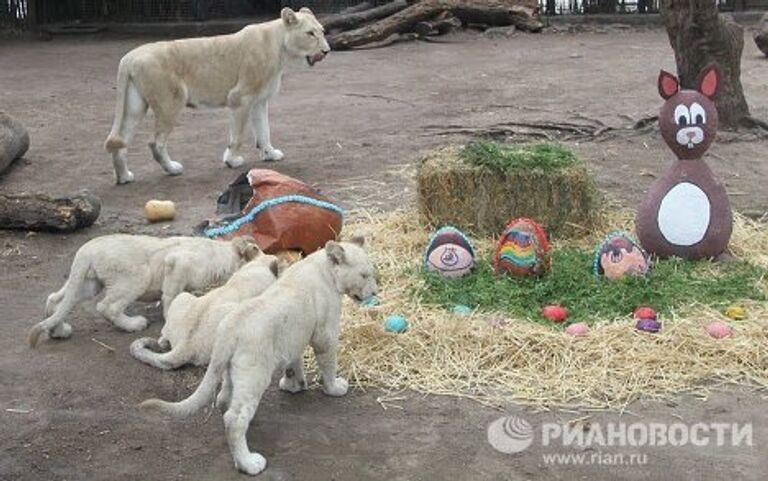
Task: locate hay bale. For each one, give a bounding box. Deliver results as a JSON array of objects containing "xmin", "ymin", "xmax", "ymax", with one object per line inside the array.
[{"xmin": 418, "ymin": 144, "xmax": 600, "ymax": 237}]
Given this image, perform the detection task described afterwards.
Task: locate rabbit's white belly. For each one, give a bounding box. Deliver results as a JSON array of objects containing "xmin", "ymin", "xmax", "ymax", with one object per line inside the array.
[{"xmin": 657, "ymin": 182, "xmax": 711, "ymax": 246}]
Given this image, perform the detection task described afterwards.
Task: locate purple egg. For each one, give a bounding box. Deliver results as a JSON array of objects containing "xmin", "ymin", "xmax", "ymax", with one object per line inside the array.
[{"xmin": 635, "ymin": 318, "xmax": 662, "ymax": 333}]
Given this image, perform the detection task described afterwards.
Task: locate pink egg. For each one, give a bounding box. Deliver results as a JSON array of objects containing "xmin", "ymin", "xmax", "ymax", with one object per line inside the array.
[
  {"xmin": 565, "ymin": 323, "xmax": 589, "ymax": 337},
  {"xmin": 706, "ymin": 321, "xmax": 732, "ymax": 339},
  {"xmin": 426, "ymin": 244, "xmax": 474, "ymax": 278}
]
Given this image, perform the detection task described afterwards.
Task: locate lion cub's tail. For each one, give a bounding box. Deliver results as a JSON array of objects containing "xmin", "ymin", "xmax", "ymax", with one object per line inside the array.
[
  {"xmin": 139, "ymin": 328, "xmax": 237, "ymax": 418},
  {"xmin": 104, "ymin": 58, "xmax": 131, "ymax": 153},
  {"xmin": 130, "ymin": 337, "xmax": 188, "ymax": 371},
  {"xmin": 28, "ymin": 251, "xmax": 92, "ymax": 348}
]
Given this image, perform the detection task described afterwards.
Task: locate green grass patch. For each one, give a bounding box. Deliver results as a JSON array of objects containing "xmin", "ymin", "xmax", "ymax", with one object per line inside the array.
[
  {"xmin": 460, "ymin": 142, "xmax": 578, "ymax": 172},
  {"xmin": 418, "ymin": 249, "xmax": 767, "ymax": 324}
]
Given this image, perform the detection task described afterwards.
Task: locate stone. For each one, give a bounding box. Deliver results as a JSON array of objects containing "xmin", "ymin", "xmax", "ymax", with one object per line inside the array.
[
  {"xmin": 754, "ymin": 13, "xmax": 768, "ymax": 56},
  {"xmin": 0, "ymin": 112, "xmax": 29, "ymax": 175}
]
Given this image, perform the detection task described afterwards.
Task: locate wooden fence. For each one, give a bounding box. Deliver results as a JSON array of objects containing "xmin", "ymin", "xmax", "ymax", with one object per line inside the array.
[{"xmin": 541, "ymin": 0, "xmax": 768, "ymax": 14}]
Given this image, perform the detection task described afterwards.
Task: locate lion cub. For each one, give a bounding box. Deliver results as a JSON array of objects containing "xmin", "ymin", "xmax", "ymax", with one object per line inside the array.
[
  {"xmin": 28, "ymin": 235, "xmax": 260, "ymax": 347},
  {"xmin": 130, "ymin": 253, "xmax": 283, "ymax": 370},
  {"xmin": 141, "ymin": 238, "xmax": 378, "ymax": 476}
]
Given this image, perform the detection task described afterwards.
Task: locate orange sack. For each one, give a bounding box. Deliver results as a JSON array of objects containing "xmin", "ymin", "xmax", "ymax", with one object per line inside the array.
[{"xmin": 199, "ymin": 169, "xmax": 343, "ymax": 255}]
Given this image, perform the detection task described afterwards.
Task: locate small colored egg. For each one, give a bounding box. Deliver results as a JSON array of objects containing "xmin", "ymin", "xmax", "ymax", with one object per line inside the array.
[
  {"xmin": 725, "ymin": 305, "xmax": 746, "ymax": 320},
  {"xmin": 384, "ymin": 315, "xmax": 409, "ymax": 333},
  {"xmin": 565, "ymin": 323, "xmax": 589, "ymax": 337},
  {"xmin": 635, "ymin": 318, "xmax": 662, "ymax": 333},
  {"xmin": 633, "ymin": 306, "xmax": 657, "ymax": 320},
  {"xmin": 706, "ymin": 320, "xmax": 733, "ymax": 339},
  {"xmin": 541, "ymin": 305, "xmax": 568, "ymax": 323},
  {"xmin": 360, "ymin": 296, "xmax": 380, "ymax": 308},
  {"xmin": 452, "ymin": 304, "xmax": 473, "ymax": 316}
]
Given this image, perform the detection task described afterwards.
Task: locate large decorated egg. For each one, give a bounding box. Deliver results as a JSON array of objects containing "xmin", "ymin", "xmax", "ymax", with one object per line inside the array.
[
  {"xmin": 493, "ymin": 218, "xmax": 550, "ymax": 277},
  {"xmin": 593, "ymin": 231, "xmax": 650, "ymax": 280},
  {"xmin": 423, "ymin": 226, "xmax": 475, "ymax": 278}
]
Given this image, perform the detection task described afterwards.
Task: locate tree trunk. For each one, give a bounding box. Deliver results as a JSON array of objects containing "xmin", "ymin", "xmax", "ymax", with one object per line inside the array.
[
  {"xmin": 338, "ymin": 2, "xmax": 374, "ymax": 15},
  {"xmin": 328, "ymin": 0, "xmax": 542, "ymax": 50},
  {"xmin": 660, "ymin": 0, "xmax": 750, "ymax": 129},
  {"xmin": 413, "ymin": 11, "xmax": 462, "ymax": 37},
  {"xmin": 0, "ymin": 192, "xmax": 101, "ymax": 232},
  {"xmin": 321, "ymin": 0, "xmax": 409, "ymax": 33}
]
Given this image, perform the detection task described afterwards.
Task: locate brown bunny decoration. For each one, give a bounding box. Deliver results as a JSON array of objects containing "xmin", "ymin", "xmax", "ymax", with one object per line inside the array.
[{"xmin": 635, "ymin": 64, "xmax": 733, "ymax": 260}]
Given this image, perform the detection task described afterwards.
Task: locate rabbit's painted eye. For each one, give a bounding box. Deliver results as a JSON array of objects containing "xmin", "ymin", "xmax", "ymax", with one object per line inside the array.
[
  {"xmin": 690, "ymin": 103, "xmax": 706, "ymax": 124},
  {"xmin": 674, "ymin": 104, "xmax": 691, "ymax": 126}
]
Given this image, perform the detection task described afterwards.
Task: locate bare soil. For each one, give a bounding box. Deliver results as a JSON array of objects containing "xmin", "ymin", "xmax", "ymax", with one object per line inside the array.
[{"xmin": 1, "ymin": 28, "xmax": 767, "ymax": 481}]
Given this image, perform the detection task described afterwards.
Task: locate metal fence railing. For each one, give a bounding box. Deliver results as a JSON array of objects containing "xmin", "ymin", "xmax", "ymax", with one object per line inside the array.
[
  {"xmin": 12, "ymin": 0, "xmax": 372, "ymax": 26},
  {"xmin": 1, "ymin": 0, "xmax": 28, "ymax": 29},
  {"xmin": 540, "ymin": 0, "xmax": 768, "ymax": 14}
]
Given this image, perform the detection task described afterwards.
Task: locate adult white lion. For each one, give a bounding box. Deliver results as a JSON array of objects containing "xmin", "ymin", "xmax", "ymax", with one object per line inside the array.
[{"xmin": 104, "ymin": 7, "xmax": 329, "ymax": 184}]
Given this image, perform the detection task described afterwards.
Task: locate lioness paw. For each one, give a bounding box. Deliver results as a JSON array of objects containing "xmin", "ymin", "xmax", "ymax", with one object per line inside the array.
[
  {"xmin": 235, "ymin": 452, "xmax": 267, "ymax": 476},
  {"xmin": 263, "ymin": 148, "xmax": 284, "ymax": 162},
  {"xmin": 116, "ymin": 170, "xmax": 135, "ymax": 185},
  {"xmin": 163, "ymin": 160, "xmax": 184, "ymax": 176},
  {"xmin": 322, "ymin": 377, "xmax": 349, "ymax": 397},
  {"xmin": 223, "ymin": 148, "xmax": 246, "ymax": 168}
]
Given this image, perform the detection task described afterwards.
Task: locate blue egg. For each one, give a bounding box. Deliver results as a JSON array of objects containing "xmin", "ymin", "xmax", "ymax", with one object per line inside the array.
[
  {"xmin": 360, "ymin": 296, "xmax": 380, "ymax": 308},
  {"xmin": 452, "ymin": 304, "xmax": 473, "ymax": 316},
  {"xmin": 384, "ymin": 315, "xmax": 409, "ymax": 333}
]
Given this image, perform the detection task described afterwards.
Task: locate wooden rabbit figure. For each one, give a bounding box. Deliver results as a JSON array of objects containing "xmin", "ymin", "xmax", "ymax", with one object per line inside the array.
[{"xmin": 635, "ymin": 64, "xmax": 733, "ymax": 260}]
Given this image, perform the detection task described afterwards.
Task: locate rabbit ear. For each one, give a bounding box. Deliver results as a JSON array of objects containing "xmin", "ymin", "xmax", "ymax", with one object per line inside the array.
[
  {"xmin": 697, "ymin": 63, "xmax": 720, "ymax": 99},
  {"xmin": 658, "ymin": 70, "xmax": 679, "ymax": 100}
]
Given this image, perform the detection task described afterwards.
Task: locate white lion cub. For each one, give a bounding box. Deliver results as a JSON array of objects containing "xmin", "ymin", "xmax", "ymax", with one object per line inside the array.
[
  {"xmin": 28, "ymin": 235, "xmax": 260, "ymax": 347},
  {"xmin": 130, "ymin": 253, "xmax": 282, "ymax": 370},
  {"xmin": 140, "ymin": 238, "xmax": 378, "ymax": 476}
]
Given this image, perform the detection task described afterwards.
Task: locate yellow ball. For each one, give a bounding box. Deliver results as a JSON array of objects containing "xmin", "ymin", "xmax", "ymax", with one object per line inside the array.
[{"xmin": 144, "ymin": 200, "xmax": 176, "ymax": 223}]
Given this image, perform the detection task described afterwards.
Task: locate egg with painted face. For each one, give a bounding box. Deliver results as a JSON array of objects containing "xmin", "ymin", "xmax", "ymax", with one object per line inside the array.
[
  {"xmin": 593, "ymin": 231, "xmax": 650, "ymax": 281},
  {"xmin": 424, "ymin": 226, "xmax": 475, "ymax": 278},
  {"xmin": 493, "ymin": 218, "xmax": 551, "ymax": 277}
]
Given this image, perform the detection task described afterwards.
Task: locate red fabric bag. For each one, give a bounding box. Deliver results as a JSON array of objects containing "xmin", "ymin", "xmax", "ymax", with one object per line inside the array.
[{"xmin": 200, "ymin": 169, "xmax": 343, "ymax": 255}]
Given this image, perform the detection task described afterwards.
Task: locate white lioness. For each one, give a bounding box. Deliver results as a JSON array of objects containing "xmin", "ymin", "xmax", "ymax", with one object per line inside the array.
[
  {"xmin": 28, "ymin": 235, "xmax": 260, "ymax": 347},
  {"xmin": 130, "ymin": 253, "xmax": 282, "ymax": 370},
  {"xmin": 141, "ymin": 238, "xmax": 378, "ymax": 476},
  {"xmin": 104, "ymin": 7, "xmax": 330, "ymax": 184}
]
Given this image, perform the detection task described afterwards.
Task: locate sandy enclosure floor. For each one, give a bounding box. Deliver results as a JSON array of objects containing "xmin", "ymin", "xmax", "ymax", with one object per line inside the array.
[{"xmin": 1, "ymin": 28, "xmax": 767, "ymax": 480}]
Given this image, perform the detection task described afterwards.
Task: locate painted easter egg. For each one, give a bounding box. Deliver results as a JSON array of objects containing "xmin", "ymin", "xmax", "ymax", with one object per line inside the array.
[
  {"xmin": 424, "ymin": 226, "xmax": 476, "ymax": 278},
  {"xmin": 493, "ymin": 218, "xmax": 551, "ymax": 277},
  {"xmin": 635, "ymin": 318, "xmax": 662, "ymax": 333},
  {"xmin": 724, "ymin": 305, "xmax": 746, "ymax": 320},
  {"xmin": 593, "ymin": 231, "xmax": 650, "ymax": 281},
  {"xmin": 541, "ymin": 305, "xmax": 568, "ymax": 323},
  {"xmin": 565, "ymin": 323, "xmax": 590, "ymax": 337},
  {"xmin": 706, "ymin": 320, "xmax": 732, "ymax": 339},
  {"xmin": 633, "ymin": 306, "xmax": 657, "ymax": 320},
  {"xmin": 384, "ymin": 315, "xmax": 409, "ymax": 333}
]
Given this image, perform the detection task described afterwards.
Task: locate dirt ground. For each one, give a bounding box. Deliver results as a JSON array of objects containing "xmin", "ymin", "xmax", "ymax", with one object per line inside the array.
[{"xmin": 1, "ymin": 27, "xmax": 767, "ymax": 481}]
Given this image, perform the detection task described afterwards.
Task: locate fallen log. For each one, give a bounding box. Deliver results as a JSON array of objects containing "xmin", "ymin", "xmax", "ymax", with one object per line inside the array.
[
  {"xmin": 339, "ymin": 1, "xmax": 374, "ymax": 15},
  {"xmin": 322, "ymin": 0, "xmax": 409, "ymax": 33},
  {"xmin": 328, "ymin": 0, "xmax": 542, "ymax": 50},
  {"xmin": 413, "ymin": 10, "xmax": 462, "ymax": 37},
  {"xmin": 0, "ymin": 191, "xmax": 101, "ymax": 232}
]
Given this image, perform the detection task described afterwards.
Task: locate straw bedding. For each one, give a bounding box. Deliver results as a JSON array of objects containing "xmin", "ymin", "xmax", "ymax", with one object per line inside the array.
[{"xmin": 333, "ymin": 208, "xmax": 768, "ymax": 410}]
